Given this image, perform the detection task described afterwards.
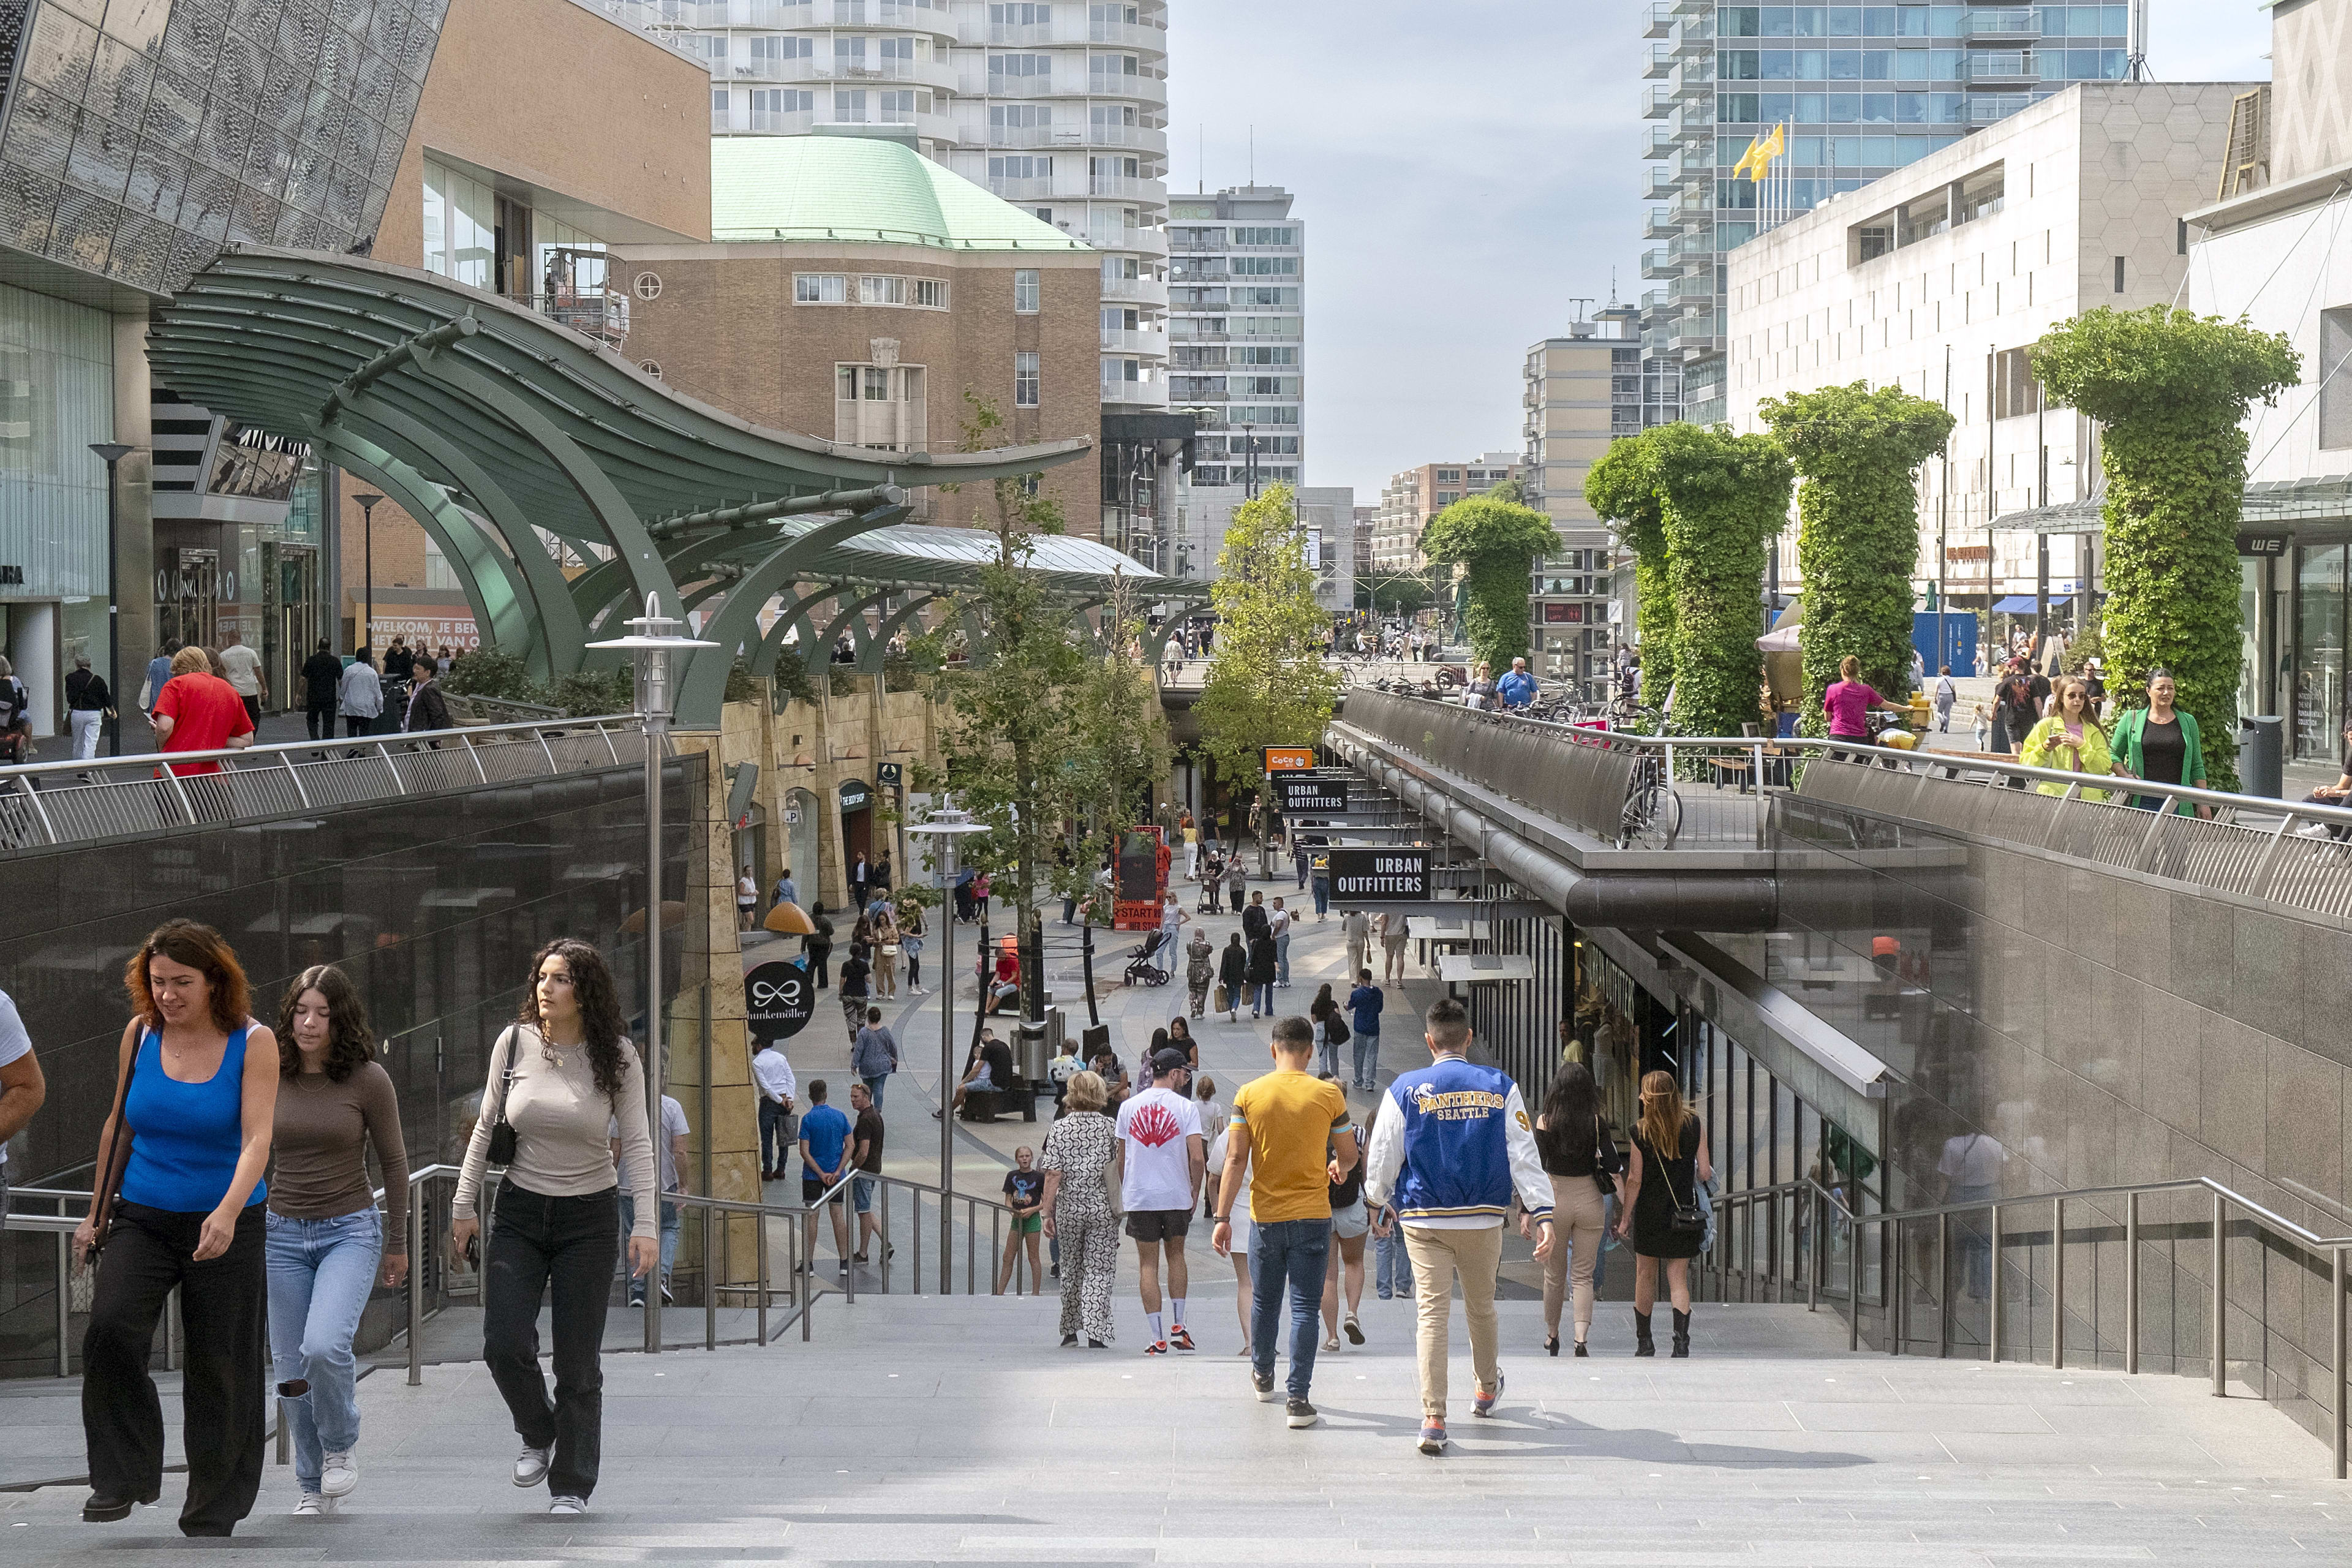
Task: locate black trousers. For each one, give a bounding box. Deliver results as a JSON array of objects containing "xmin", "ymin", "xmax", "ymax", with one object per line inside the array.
[
  {"xmin": 759, "ymin": 1098, "xmax": 793, "ymax": 1174},
  {"xmin": 81, "ymin": 1203, "xmax": 266, "ymax": 1536},
  {"xmin": 482, "ymin": 1183, "xmax": 619, "ymax": 1500},
  {"xmin": 305, "ymin": 700, "xmax": 335, "ymax": 740},
  {"xmin": 344, "ymin": 715, "xmax": 372, "ymax": 739}
]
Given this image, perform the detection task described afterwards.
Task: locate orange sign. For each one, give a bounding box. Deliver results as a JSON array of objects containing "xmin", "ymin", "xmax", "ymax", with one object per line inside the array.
[{"xmin": 1263, "ymin": 746, "xmax": 1316, "ymax": 774}]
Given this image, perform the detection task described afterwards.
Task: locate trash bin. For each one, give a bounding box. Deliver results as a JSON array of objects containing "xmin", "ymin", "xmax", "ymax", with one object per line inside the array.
[{"xmin": 2239, "ymin": 715, "xmax": 2283, "ymax": 799}]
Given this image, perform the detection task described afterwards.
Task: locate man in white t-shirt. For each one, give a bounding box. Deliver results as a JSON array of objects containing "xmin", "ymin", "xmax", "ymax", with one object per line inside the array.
[
  {"xmin": 0, "ymin": 988, "xmax": 45, "ymax": 1225},
  {"xmin": 1270, "ymin": 897, "xmax": 1293, "ymax": 988},
  {"xmin": 1112, "ymin": 1047, "xmax": 1205, "ymax": 1355},
  {"xmin": 217, "ymin": 635, "xmax": 266, "ymax": 728},
  {"xmin": 611, "ymin": 1095, "xmax": 691, "ymax": 1306}
]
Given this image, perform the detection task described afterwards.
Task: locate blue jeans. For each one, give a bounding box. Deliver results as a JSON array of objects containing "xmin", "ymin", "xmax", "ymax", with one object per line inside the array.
[
  {"xmin": 1352, "ymin": 1030, "xmax": 1379, "ymax": 1089},
  {"xmin": 1252, "ymin": 982, "xmax": 1273, "ymax": 1015},
  {"xmin": 1312, "ymin": 876, "xmax": 1330, "ymax": 915},
  {"xmin": 619, "ymin": 1194, "xmax": 682, "ymax": 1302},
  {"xmin": 1374, "ymin": 1224, "xmax": 1414, "ymax": 1297},
  {"xmin": 265, "ymin": 1208, "xmax": 382, "ymax": 1493},
  {"xmin": 862, "ymin": 1073, "xmax": 889, "ymax": 1110},
  {"xmin": 1250, "ymin": 1218, "xmax": 1332, "ymax": 1400},
  {"xmin": 1317, "ymin": 1033, "xmax": 1340, "ymax": 1079},
  {"xmin": 1275, "ymin": 932, "xmax": 1291, "ymax": 985}
]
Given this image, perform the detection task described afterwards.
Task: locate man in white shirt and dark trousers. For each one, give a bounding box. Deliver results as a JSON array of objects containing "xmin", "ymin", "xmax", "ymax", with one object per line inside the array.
[
  {"xmin": 752, "ymin": 1040, "xmax": 797, "ymax": 1180},
  {"xmin": 1364, "ymin": 996, "xmax": 1553, "ymax": 1457},
  {"xmin": 1114, "ymin": 1047, "xmax": 1205, "ymax": 1354}
]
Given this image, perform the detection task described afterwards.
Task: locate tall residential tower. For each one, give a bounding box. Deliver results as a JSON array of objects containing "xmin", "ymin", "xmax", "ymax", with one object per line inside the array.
[{"xmin": 617, "ymin": 0, "xmax": 1173, "ymax": 417}]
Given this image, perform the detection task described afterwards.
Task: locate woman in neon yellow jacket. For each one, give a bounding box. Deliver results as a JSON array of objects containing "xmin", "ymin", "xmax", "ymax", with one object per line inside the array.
[{"xmin": 2020, "ymin": 676, "xmax": 2130, "ymax": 800}]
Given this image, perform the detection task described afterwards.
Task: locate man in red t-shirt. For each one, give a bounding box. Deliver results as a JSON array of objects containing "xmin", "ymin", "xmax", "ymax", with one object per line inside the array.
[{"xmin": 151, "ymin": 646, "xmax": 254, "ymax": 777}]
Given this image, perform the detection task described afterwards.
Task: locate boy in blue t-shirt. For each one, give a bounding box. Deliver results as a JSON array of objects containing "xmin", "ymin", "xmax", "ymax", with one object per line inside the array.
[{"xmin": 798, "ymin": 1080, "xmax": 854, "ymax": 1273}]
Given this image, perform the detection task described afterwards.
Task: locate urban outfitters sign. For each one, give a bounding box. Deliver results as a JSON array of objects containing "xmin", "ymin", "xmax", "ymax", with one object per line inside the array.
[
  {"xmin": 1325, "ymin": 847, "xmax": 1431, "ymax": 900},
  {"xmin": 1275, "ymin": 775, "xmax": 1350, "ymax": 815}
]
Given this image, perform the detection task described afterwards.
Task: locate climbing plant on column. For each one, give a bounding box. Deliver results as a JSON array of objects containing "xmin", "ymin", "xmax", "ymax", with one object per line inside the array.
[
  {"xmin": 1417, "ymin": 494, "xmax": 1562, "ymax": 673},
  {"xmin": 1647, "ymin": 423, "xmax": 1793, "ymax": 739},
  {"xmin": 1588, "ymin": 428, "xmax": 1675, "ymax": 700},
  {"xmin": 1760, "ymin": 382, "xmax": 1955, "ymax": 735},
  {"xmin": 2032, "ymin": 306, "xmax": 2298, "ymax": 790}
]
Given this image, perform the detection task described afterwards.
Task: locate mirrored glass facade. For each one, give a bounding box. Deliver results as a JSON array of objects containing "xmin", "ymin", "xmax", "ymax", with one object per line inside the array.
[{"xmin": 0, "ymin": 0, "xmax": 446, "ymax": 295}]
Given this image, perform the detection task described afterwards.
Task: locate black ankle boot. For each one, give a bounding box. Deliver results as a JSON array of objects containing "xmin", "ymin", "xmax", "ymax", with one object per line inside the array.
[
  {"xmin": 1671, "ymin": 1308, "xmax": 1691, "ymax": 1358},
  {"xmin": 1634, "ymin": 1310, "xmax": 1655, "ymax": 1357}
]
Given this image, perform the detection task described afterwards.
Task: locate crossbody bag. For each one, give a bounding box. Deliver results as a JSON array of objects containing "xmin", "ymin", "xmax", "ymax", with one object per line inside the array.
[{"xmin": 1657, "ymin": 1121, "xmax": 1705, "ymax": 1236}]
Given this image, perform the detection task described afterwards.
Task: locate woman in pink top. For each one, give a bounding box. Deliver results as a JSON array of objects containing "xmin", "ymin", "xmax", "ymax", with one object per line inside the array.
[{"xmin": 1822, "ymin": 655, "xmax": 1896, "ymax": 741}]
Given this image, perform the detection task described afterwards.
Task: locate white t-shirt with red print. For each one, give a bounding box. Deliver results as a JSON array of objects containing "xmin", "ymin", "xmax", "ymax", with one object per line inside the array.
[{"xmin": 1114, "ymin": 1086, "xmax": 1203, "ymax": 1213}]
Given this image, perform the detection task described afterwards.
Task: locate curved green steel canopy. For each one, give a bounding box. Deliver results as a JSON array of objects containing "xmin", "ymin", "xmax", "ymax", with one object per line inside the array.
[{"xmin": 144, "ymin": 246, "xmax": 1149, "ymax": 725}]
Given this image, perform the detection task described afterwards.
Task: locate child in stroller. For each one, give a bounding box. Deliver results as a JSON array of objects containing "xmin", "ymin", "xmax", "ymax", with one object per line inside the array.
[
  {"xmin": 1194, "ymin": 853, "xmax": 1227, "ymax": 914},
  {"xmin": 1123, "ymin": 929, "xmax": 1172, "ymax": 986}
]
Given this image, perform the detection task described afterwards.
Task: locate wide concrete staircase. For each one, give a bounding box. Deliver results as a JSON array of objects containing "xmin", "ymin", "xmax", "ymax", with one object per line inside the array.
[{"xmin": 4, "ymin": 1294, "xmax": 2340, "ymax": 1564}]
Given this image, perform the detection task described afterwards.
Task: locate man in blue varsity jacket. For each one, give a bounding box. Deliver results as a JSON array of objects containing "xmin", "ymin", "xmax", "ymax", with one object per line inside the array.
[{"xmin": 1363, "ymin": 995, "xmax": 1553, "ymax": 1457}]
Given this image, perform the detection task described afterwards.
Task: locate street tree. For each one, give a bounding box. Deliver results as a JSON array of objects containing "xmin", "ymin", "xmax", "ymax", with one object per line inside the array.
[
  {"xmin": 1417, "ymin": 493, "xmax": 1559, "ymax": 673},
  {"xmin": 2033, "ymin": 306, "xmax": 2298, "ymax": 788},
  {"xmin": 1588, "ymin": 428, "xmax": 1675, "ymax": 700},
  {"xmin": 1648, "ymin": 423, "xmax": 1793, "ymax": 739},
  {"xmin": 1194, "ymin": 483, "xmax": 1340, "ymax": 851},
  {"xmin": 1760, "ymin": 382, "xmax": 1954, "ymax": 731}
]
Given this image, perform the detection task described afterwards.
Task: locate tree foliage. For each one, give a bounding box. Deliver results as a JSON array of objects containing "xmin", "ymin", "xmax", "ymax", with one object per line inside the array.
[
  {"xmin": 1416, "ymin": 493, "xmax": 1559, "ymax": 671},
  {"xmin": 2032, "ymin": 306, "xmax": 2299, "ymax": 789},
  {"xmin": 1588, "ymin": 429, "xmax": 1675, "ymax": 698},
  {"xmin": 1196, "ymin": 483, "xmax": 1341, "ymax": 798},
  {"xmin": 1648, "ymin": 424, "xmax": 1793, "ymax": 738},
  {"xmin": 1761, "ymin": 382, "xmax": 1954, "ymax": 734}
]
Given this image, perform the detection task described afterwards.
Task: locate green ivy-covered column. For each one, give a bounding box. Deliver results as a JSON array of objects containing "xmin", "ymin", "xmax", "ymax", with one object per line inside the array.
[
  {"xmin": 1589, "ymin": 429, "xmax": 1675, "ymax": 699},
  {"xmin": 1417, "ymin": 494, "xmax": 1562, "ymax": 673},
  {"xmin": 1760, "ymin": 382, "xmax": 1955, "ymax": 734},
  {"xmin": 1649, "ymin": 424, "xmax": 1793, "ymax": 738},
  {"xmin": 2034, "ymin": 306, "xmax": 2298, "ymax": 790}
]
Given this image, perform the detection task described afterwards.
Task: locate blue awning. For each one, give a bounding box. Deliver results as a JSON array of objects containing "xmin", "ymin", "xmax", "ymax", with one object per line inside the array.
[{"xmin": 1991, "ymin": 596, "xmax": 2043, "ymax": 613}]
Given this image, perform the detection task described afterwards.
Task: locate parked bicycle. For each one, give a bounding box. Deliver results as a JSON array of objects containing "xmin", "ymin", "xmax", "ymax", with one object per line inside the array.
[{"xmin": 1620, "ymin": 748, "xmax": 1682, "ymax": 846}]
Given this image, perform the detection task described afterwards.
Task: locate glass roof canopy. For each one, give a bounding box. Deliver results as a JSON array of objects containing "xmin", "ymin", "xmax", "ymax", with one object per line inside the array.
[{"xmin": 146, "ymin": 247, "xmax": 1164, "ymax": 725}]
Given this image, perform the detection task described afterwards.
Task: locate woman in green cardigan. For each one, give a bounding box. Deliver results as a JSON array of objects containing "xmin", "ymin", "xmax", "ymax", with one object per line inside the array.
[{"xmin": 2110, "ymin": 669, "xmax": 2211, "ymax": 817}]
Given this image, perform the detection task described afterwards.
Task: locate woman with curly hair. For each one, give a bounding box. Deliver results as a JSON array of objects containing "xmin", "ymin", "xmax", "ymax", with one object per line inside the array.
[
  {"xmin": 74, "ymin": 920, "xmax": 278, "ymax": 1536},
  {"xmin": 450, "ymin": 939, "xmax": 657, "ymax": 1517},
  {"xmin": 266, "ymin": 965, "xmax": 410, "ymax": 1515}
]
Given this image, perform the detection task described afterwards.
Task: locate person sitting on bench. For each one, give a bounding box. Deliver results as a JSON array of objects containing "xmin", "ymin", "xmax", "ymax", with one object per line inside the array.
[{"xmin": 938, "ymin": 1028, "xmax": 1018, "ymax": 1120}]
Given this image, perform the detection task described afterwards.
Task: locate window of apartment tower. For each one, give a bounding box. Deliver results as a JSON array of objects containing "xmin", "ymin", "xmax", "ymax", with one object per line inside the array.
[
  {"xmin": 835, "ymin": 363, "xmax": 927, "ymax": 451},
  {"xmin": 1015, "ymin": 350, "xmax": 1041, "ymax": 407},
  {"xmin": 1014, "ymin": 268, "xmax": 1040, "ymax": 312}
]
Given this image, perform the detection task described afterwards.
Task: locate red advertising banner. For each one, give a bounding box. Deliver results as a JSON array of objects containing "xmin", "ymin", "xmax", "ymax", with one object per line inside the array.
[{"xmin": 1112, "ymin": 825, "xmax": 1170, "ymax": 931}]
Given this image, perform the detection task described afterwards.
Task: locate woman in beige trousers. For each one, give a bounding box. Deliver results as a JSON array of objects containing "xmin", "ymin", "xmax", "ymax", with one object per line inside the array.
[{"xmin": 1531, "ymin": 1061, "xmax": 1620, "ymax": 1356}]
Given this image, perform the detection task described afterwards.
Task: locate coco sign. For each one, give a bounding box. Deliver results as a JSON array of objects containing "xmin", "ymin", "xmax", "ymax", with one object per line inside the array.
[{"xmin": 745, "ymin": 959, "xmax": 815, "ymax": 1044}]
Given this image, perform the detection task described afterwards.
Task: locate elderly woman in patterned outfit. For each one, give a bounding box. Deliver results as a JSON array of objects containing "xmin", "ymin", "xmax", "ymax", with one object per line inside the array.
[{"xmin": 1039, "ymin": 1070, "xmax": 1119, "ymax": 1348}]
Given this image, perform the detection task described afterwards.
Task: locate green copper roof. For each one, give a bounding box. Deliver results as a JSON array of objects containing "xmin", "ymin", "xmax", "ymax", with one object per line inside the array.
[{"xmin": 709, "ymin": 134, "xmax": 1091, "ymax": 251}]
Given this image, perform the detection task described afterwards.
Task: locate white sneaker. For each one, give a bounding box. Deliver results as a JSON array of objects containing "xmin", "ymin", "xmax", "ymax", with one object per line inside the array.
[
  {"xmin": 293, "ymin": 1493, "xmax": 329, "ymax": 1517},
  {"xmin": 549, "ymin": 1495, "xmax": 588, "ymax": 1515},
  {"xmin": 513, "ymin": 1446, "xmax": 551, "ymax": 1488},
  {"xmin": 320, "ymin": 1449, "xmax": 357, "ymax": 1498}
]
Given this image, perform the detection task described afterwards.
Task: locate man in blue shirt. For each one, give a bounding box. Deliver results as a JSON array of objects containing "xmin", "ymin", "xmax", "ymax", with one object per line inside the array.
[
  {"xmin": 1495, "ymin": 657, "xmax": 1538, "ymax": 710},
  {"xmin": 797, "ymin": 1080, "xmax": 854, "ymax": 1275},
  {"xmin": 1346, "ymin": 970, "xmax": 1385, "ymax": 1093}
]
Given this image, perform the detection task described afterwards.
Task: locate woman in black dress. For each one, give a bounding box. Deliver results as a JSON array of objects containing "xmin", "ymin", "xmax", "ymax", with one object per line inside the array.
[{"xmin": 1616, "ymin": 1069, "xmax": 1711, "ymax": 1359}]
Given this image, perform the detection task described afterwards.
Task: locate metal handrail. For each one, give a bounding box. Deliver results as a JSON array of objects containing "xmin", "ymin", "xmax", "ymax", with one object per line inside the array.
[
  {"xmin": 1708, "ymin": 1169, "xmax": 2352, "ymax": 1477},
  {"xmin": 0, "ymin": 712, "xmax": 639, "ymax": 784}
]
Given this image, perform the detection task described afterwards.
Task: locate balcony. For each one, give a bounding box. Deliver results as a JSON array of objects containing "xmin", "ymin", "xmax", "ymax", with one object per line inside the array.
[
  {"xmin": 1673, "ymin": 110, "xmax": 1713, "ymax": 145},
  {"xmin": 761, "ymin": 56, "xmax": 960, "ymax": 93},
  {"xmin": 987, "ymin": 175, "xmax": 1061, "ymax": 200},
  {"xmin": 1101, "ymin": 328, "xmax": 1167, "ymax": 356},
  {"xmin": 1673, "ymin": 18, "xmax": 1713, "ymax": 55},
  {"xmin": 1102, "ymin": 379, "xmax": 1169, "ymax": 408},
  {"xmin": 1640, "ymin": 246, "xmax": 1678, "ymax": 280},
  {"xmin": 1645, "ymin": 43, "xmax": 1675, "ymax": 79},
  {"xmin": 1669, "ymin": 273, "xmax": 1714, "ymax": 303},
  {"xmin": 1643, "ymin": 126, "xmax": 1674, "ymax": 159},
  {"xmin": 1091, "ymin": 227, "xmax": 1169, "ymax": 257},
  {"xmin": 1641, "ymin": 85, "xmax": 1675, "ymax": 119},
  {"xmin": 1644, "ymin": 2, "xmax": 1674, "ymax": 39},
  {"xmin": 1967, "ymin": 7, "xmax": 2041, "ymax": 40},
  {"xmin": 987, "ymin": 124, "xmax": 1170, "ymax": 156},
  {"xmin": 1643, "ymin": 205, "xmax": 1681, "ymax": 239},
  {"xmin": 1089, "ymin": 174, "xmax": 1162, "ymax": 199},
  {"xmin": 1102, "ymin": 274, "xmax": 1168, "ymax": 306},
  {"xmin": 1675, "ymin": 65, "xmax": 1713, "ymax": 101},
  {"xmin": 1640, "ymin": 287, "xmax": 1670, "ymax": 314},
  {"xmin": 1668, "ymin": 312, "xmax": 1722, "ymax": 353},
  {"xmin": 1089, "ymin": 20, "xmax": 1165, "ymax": 48},
  {"xmin": 975, "ymin": 70, "xmax": 1169, "ymax": 108},
  {"xmin": 1968, "ymin": 51, "xmax": 2039, "ymax": 85},
  {"xmin": 1645, "ymin": 167, "xmax": 1678, "ymax": 200}
]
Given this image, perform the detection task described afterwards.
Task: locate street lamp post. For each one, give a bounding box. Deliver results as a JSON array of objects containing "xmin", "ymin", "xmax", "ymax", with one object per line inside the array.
[
  {"xmin": 906, "ymin": 805, "xmax": 986, "ymax": 1294},
  {"xmin": 589, "ymin": 593, "xmax": 717, "ymax": 1351},
  {"xmin": 89, "ymin": 443, "xmax": 132, "ymax": 755},
  {"xmin": 352, "ymin": 492, "xmax": 383, "ymax": 657}
]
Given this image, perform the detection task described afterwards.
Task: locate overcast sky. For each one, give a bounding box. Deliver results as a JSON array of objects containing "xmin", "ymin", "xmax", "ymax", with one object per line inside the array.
[{"xmin": 1163, "ymin": 1, "xmax": 2276, "ymax": 505}]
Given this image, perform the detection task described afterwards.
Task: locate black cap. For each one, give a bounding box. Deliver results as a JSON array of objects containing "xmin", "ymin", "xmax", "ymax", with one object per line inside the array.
[{"xmin": 1152, "ymin": 1047, "xmax": 1190, "ymax": 1074}]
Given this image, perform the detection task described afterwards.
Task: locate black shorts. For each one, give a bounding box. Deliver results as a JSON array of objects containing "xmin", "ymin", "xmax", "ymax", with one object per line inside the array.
[
  {"xmin": 804, "ymin": 1177, "xmax": 846, "ymax": 1206},
  {"xmin": 1125, "ymin": 1207, "xmax": 1193, "ymax": 1242}
]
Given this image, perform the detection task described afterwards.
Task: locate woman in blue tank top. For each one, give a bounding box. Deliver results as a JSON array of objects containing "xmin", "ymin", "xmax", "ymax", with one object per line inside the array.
[{"xmin": 72, "ymin": 921, "xmax": 278, "ymax": 1537}]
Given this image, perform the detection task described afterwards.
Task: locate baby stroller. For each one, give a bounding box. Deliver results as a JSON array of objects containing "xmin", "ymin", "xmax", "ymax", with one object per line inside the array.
[
  {"xmin": 1123, "ymin": 929, "xmax": 1172, "ymax": 987},
  {"xmin": 1194, "ymin": 855, "xmax": 1227, "ymax": 914}
]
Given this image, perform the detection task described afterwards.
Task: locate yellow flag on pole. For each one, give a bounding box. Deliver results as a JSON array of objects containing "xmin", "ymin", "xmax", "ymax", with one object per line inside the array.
[{"xmin": 1747, "ymin": 121, "xmax": 1786, "ymax": 183}]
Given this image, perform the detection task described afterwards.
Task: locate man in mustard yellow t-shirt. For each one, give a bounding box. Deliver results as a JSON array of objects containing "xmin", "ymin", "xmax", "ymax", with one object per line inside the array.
[{"xmin": 1214, "ymin": 1017, "xmax": 1357, "ymax": 1429}]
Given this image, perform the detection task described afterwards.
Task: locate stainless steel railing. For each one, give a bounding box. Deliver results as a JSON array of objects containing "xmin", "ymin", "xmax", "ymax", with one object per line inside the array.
[
  {"xmin": 0, "ymin": 715, "xmax": 647, "ymax": 852},
  {"xmin": 1707, "ymin": 1171, "xmax": 2352, "ymax": 1478}
]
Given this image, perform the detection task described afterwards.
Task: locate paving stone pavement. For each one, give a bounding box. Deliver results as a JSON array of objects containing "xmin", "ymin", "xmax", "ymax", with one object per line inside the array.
[{"xmin": 2, "ymin": 1292, "xmax": 2343, "ymax": 1565}]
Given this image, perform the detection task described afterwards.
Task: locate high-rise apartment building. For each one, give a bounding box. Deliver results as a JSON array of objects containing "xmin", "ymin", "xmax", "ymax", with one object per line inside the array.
[
  {"xmin": 1367, "ymin": 453, "xmax": 1520, "ymax": 574},
  {"xmin": 616, "ymin": 0, "xmax": 1172, "ymax": 417},
  {"xmin": 1642, "ymin": 1, "xmax": 2140, "ymax": 427},
  {"xmin": 1166, "ymin": 185, "xmax": 1305, "ymax": 579},
  {"xmin": 1523, "ymin": 314, "xmax": 1640, "ymax": 691}
]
